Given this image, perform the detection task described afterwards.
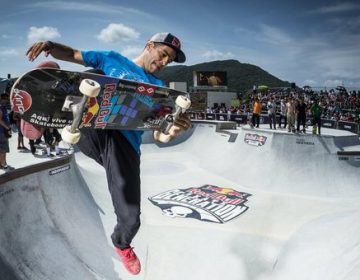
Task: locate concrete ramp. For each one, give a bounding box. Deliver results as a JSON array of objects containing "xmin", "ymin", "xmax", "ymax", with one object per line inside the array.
[
  {"xmin": 1, "ymin": 122, "xmax": 360, "ymax": 280},
  {"xmin": 154, "ymin": 123, "xmax": 360, "ymax": 197},
  {"xmin": 139, "ymin": 123, "xmax": 360, "ymax": 279},
  {"xmin": 0, "ymin": 156, "xmax": 125, "ymax": 280}
]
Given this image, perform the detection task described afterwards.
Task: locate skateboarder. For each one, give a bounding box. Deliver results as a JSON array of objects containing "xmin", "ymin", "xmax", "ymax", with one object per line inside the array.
[{"xmin": 26, "ymin": 32, "xmax": 191, "ymax": 275}]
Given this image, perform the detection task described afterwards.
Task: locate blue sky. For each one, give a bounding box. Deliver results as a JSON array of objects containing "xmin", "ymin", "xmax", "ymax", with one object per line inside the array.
[{"xmin": 1, "ymin": 0, "xmax": 360, "ymax": 89}]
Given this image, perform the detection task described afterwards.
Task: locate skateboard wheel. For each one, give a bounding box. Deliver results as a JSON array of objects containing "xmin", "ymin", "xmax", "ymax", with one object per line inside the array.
[
  {"xmin": 175, "ymin": 95, "xmax": 191, "ymax": 110},
  {"xmin": 79, "ymin": 79, "xmax": 101, "ymax": 97},
  {"xmin": 157, "ymin": 132, "xmax": 172, "ymax": 143},
  {"xmin": 61, "ymin": 125, "xmax": 81, "ymax": 144}
]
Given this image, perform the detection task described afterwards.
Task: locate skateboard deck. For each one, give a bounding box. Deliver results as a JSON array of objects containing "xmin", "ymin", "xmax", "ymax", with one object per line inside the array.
[{"xmin": 10, "ymin": 68, "xmax": 191, "ymax": 143}]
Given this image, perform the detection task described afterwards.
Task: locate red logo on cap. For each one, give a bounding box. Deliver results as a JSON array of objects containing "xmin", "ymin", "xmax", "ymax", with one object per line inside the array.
[{"xmin": 171, "ymin": 37, "xmax": 181, "ymax": 48}]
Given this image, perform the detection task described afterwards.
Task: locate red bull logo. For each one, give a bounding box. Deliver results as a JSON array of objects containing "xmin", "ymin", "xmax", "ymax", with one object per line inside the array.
[
  {"xmin": 94, "ymin": 83, "xmax": 116, "ymax": 128},
  {"xmin": 80, "ymin": 97, "xmax": 100, "ymax": 128},
  {"xmin": 244, "ymin": 133, "xmax": 267, "ymax": 146},
  {"xmin": 149, "ymin": 184, "xmax": 252, "ymax": 224},
  {"xmin": 205, "ymin": 186, "xmax": 246, "ymax": 198}
]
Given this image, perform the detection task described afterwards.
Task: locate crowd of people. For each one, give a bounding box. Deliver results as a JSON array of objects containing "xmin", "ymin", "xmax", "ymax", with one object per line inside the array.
[
  {"xmin": 0, "ymin": 92, "xmax": 65, "ymax": 172},
  {"xmin": 205, "ymin": 87, "xmax": 360, "ymax": 128}
]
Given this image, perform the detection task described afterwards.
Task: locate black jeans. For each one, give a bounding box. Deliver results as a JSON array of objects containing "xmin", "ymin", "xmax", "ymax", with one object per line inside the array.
[
  {"xmin": 297, "ymin": 115, "xmax": 306, "ymax": 131},
  {"xmin": 279, "ymin": 114, "xmax": 287, "ymax": 128},
  {"xmin": 252, "ymin": 113, "xmax": 260, "ymax": 127},
  {"xmin": 77, "ymin": 128, "xmax": 141, "ymax": 249}
]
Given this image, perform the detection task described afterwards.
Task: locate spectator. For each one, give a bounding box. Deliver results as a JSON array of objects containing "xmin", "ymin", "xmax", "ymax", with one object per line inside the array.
[
  {"xmin": 311, "ymin": 99, "xmax": 323, "ymax": 135},
  {"xmin": 279, "ymin": 98, "xmax": 287, "ymax": 129},
  {"xmin": 0, "ymin": 94, "xmax": 14, "ymax": 171},
  {"xmin": 286, "ymin": 97, "xmax": 296, "ymax": 132},
  {"xmin": 44, "ymin": 128, "xmax": 62, "ymax": 157},
  {"xmin": 227, "ymin": 108, "xmax": 232, "ymax": 121},
  {"xmin": 11, "ymin": 111, "xmax": 28, "ymax": 150},
  {"xmin": 267, "ymin": 96, "xmax": 276, "ymax": 129},
  {"xmin": 296, "ymin": 97, "xmax": 307, "ymax": 133},
  {"xmin": 252, "ymin": 97, "xmax": 261, "ymax": 128}
]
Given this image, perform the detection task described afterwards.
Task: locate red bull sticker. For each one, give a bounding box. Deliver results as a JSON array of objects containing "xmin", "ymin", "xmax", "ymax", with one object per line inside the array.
[
  {"xmin": 94, "ymin": 83, "xmax": 116, "ymax": 128},
  {"xmin": 149, "ymin": 185, "xmax": 252, "ymax": 223},
  {"xmin": 80, "ymin": 97, "xmax": 100, "ymax": 128},
  {"xmin": 244, "ymin": 133, "xmax": 267, "ymax": 146}
]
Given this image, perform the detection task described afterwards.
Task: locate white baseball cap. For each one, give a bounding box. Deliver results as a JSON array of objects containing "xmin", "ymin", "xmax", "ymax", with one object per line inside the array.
[{"xmin": 149, "ymin": 32, "xmax": 186, "ymax": 63}]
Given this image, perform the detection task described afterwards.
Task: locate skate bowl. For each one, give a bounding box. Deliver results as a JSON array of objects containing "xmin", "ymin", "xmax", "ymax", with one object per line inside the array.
[{"xmin": 0, "ymin": 122, "xmax": 359, "ymax": 279}]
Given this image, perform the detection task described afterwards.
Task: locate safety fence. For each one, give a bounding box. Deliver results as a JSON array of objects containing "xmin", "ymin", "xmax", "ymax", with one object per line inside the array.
[{"xmin": 189, "ymin": 111, "xmax": 360, "ymax": 135}]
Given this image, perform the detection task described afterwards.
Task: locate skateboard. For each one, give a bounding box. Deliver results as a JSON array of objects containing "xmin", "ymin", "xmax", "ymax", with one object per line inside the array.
[{"xmin": 10, "ymin": 68, "xmax": 191, "ymax": 143}]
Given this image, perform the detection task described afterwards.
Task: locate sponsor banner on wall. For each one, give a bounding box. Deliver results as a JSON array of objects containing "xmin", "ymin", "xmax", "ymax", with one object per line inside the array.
[
  {"xmin": 321, "ymin": 119, "xmax": 336, "ymax": 129},
  {"xmin": 205, "ymin": 113, "xmax": 216, "ymax": 120},
  {"xmin": 216, "ymin": 113, "xmax": 228, "ymax": 121},
  {"xmin": 306, "ymin": 118, "xmax": 336, "ymax": 129},
  {"xmin": 338, "ymin": 121, "xmax": 358, "ymax": 134},
  {"xmin": 260, "ymin": 115, "xmax": 268, "ymax": 124},
  {"xmin": 230, "ymin": 114, "xmax": 248, "ymax": 124}
]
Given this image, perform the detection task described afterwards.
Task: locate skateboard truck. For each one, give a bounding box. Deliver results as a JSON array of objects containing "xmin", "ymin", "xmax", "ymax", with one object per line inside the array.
[
  {"xmin": 61, "ymin": 79, "xmax": 101, "ymax": 144},
  {"xmin": 155, "ymin": 95, "xmax": 191, "ymax": 143}
]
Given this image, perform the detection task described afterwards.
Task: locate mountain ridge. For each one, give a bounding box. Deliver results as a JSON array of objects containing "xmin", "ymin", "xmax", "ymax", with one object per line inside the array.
[{"xmin": 156, "ymin": 59, "xmax": 291, "ymax": 93}]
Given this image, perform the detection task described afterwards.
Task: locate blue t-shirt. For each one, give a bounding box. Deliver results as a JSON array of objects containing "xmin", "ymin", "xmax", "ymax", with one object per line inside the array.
[{"xmin": 81, "ymin": 50, "xmax": 165, "ymax": 154}]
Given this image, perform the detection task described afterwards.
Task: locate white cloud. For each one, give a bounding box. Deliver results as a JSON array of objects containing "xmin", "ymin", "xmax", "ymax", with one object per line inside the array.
[
  {"xmin": 27, "ymin": 26, "xmax": 61, "ymax": 44},
  {"xmin": 97, "ymin": 24, "xmax": 140, "ymax": 44},
  {"xmin": 24, "ymin": 2, "xmax": 153, "ymax": 18},
  {"xmin": 201, "ymin": 50, "xmax": 234, "ymax": 60},
  {"xmin": 0, "ymin": 49, "xmax": 19, "ymax": 57},
  {"xmin": 246, "ymin": 22, "xmax": 360, "ymax": 87},
  {"xmin": 311, "ymin": 2, "xmax": 360, "ymax": 14},
  {"xmin": 347, "ymin": 16, "xmax": 360, "ymax": 27},
  {"xmin": 258, "ymin": 24, "xmax": 293, "ymax": 46},
  {"xmin": 302, "ymin": 80, "xmax": 318, "ymax": 87},
  {"xmin": 121, "ymin": 46, "xmax": 143, "ymax": 59},
  {"xmin": 324, "ymin": 79, "xmax": 345, "ymax": 87}
]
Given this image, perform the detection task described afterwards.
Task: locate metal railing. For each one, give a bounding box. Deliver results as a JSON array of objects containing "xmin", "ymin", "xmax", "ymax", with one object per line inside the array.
[{"xmin": 189, "ymin": 111, "xmax": 360, "ymax": 135}]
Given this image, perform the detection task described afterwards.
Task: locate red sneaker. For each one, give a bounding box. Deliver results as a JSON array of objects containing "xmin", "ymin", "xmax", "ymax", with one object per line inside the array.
[{"xmin": 116, "ymin": 247, "xmax": 141, "ymax": 275}]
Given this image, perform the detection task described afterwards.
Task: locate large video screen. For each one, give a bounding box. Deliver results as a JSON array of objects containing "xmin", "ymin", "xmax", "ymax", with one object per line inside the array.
[{"xmin": 195, "ymin": 71, "xmax": 227, "ymax": 87}]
